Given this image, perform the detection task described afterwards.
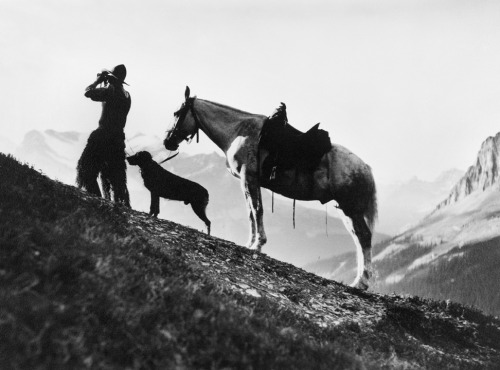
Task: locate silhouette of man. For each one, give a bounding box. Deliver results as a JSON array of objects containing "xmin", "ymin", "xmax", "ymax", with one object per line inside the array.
[{"xmin": 76, "ymin": 64, "xmax": 131, "ymax": 207}]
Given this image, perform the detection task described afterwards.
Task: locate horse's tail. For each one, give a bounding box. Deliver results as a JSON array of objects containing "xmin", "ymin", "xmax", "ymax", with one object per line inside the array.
[
  {"xmin": 364, "ymin": 173, "xmax": 378, "ymax": 233},
  {"xmin": 334, "ymin": 162, "xmax": 378, "ymax": 234},
  {"xmin": 348, "ymin": 164, "xmax": 378, "ymax": 234}
]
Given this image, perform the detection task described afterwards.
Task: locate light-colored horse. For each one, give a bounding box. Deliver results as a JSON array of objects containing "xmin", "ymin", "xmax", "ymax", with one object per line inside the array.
[{"xmin": 164, "ymin": 87, "xmax": 377, "ymax": 290}]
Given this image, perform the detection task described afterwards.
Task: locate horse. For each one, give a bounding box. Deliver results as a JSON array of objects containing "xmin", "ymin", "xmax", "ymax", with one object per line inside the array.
[{"xmin": 164, "ymin": 87, "xmax": 377, "ymax": 290}]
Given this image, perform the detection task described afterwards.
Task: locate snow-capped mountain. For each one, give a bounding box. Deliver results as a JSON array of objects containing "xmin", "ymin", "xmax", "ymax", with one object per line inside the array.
[
  {"xmin": 306, "ymin": 131, "xmax": 500, "ymax": 316},
  {"xmin": 13, "ymin": 130, "xmax": 88, "ymax": 184}
]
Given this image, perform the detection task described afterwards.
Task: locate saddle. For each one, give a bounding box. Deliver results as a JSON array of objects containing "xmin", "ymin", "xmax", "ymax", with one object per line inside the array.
[{"xmin": 259, "ymin": 103, "xmax": 332, "ymax": 180}]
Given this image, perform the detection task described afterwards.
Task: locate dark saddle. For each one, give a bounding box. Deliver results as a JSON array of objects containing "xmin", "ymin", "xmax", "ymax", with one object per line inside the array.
[{"xmin": 259, "ymin": 103, "xmax": 332, "ymax": 180}]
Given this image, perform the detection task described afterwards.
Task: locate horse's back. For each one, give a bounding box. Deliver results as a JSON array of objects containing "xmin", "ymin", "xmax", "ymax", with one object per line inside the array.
[{"xmin": 328, "ymin": 143, "xmax": 374, "ymax": 182}]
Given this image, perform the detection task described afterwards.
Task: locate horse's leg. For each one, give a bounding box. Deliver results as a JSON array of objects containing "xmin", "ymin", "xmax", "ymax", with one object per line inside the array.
[
  {"xmin": 246, "ymin": 202, "xmax": 257, "ymax": 248},
  {"xmin": 240, "ymin": 167, "xmax": 267, "ymax": 251},
  {"xmin": 241, "ymin": 179, "xmax": 256, "ymax": 248},
  {"xmin": 339, "ymin": 212, "xmax": 373, "ymax": 290}
]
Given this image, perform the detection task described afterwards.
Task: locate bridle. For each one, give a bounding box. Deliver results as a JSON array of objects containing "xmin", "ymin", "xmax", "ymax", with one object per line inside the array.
[
  {"xmin": 168, "ymin": 97, "xmax": 202, "ymax": 145},
  {"xmin": 160, "ymin": 97, "xmax": 203, "ymax": 164}
]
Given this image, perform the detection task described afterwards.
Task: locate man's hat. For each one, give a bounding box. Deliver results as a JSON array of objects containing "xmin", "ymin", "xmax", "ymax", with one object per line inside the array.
[{"xmin": 106, "ymin": 64, "xmax": 128, "ymax": 85}]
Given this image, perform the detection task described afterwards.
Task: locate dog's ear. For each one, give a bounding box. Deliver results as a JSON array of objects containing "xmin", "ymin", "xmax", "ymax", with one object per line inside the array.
[
  {"xmin": 185, "ymin": 86, "xmax": 190, "ymax": 101},
  {"xmin": 139, "ymin": 151, "xmax": 152, "ymax": 161}
]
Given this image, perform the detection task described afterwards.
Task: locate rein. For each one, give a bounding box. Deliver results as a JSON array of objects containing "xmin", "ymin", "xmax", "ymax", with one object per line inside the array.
[
  {"xmin": 161, "ymin": 98, "xmax": 203, "ymax": 165},
  {"xmin": 158, "ymin": 150, "xmax": 180, "ymax": 164}
]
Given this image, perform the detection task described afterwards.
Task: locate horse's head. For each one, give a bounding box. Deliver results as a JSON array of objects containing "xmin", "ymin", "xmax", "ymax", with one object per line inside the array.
[{"xmin": 164, "ymin": 86, "xmax": 198, "ymax": 151}]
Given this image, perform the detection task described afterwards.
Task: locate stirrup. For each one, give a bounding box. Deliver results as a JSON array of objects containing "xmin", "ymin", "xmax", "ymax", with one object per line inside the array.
[{"xmin": 270, "ymin": 166, "xmax": 277, "ymax": 181}]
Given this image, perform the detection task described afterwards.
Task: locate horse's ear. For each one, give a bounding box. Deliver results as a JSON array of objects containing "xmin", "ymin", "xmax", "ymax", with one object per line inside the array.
[{"xmin": 185, "ymin": 86, "xmax": 190, "ymax": 101}]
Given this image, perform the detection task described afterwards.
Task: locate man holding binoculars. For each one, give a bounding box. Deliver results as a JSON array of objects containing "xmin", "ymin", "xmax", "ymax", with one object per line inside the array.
[{"xmin": 76, "ymin": 64, "xmax": 131, "ymax": 207}]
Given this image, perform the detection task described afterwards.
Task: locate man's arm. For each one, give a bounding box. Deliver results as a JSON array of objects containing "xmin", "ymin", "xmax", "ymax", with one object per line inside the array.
[
  {"xmin": 85, "ymin": 87, "xmax": 111, "ymax": 101},
  {"xmin": 84, "ymin": 72, "xmax": 111, "ymax": 101}
]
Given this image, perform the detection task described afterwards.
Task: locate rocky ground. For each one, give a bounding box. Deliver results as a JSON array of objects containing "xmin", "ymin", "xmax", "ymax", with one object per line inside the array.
[{"xmin": 127, "ymin": 211, "xmax": 500, "ymax": 369}]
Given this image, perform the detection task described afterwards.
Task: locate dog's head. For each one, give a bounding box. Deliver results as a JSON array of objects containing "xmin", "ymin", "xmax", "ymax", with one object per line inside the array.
[{"xmin": 126, "ymin": 151, "xmax": 153, "ymax": 167}]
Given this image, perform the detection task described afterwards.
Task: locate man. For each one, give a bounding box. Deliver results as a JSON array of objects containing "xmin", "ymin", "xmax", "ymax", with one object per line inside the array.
[{"xmin": 76, "ymin": 64, "xmax": 131, "ymax": 207}]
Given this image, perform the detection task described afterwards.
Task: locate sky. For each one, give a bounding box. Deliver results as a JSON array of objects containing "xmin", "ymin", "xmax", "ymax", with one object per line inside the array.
[{"xmin": 1, "ymin": 0, "xmax": 500, "ymax": 184}]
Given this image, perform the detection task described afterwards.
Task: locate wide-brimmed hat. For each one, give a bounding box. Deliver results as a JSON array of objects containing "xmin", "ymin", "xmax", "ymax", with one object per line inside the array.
[{"xmin": 106, "ymin": 64, "xmax": 129, "ymax": 85}]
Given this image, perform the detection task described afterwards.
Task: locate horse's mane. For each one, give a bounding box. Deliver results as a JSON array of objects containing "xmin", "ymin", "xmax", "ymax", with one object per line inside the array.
[
  {"xmin": 198, "ymin": 99, "xmax": 257, "ymax": 117},
  {"xmin": 174, "ymin": 95, "xmax": 262, "ymax": 120}
]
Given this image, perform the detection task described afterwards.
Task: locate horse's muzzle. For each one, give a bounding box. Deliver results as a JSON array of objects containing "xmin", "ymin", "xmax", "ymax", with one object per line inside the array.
[{"xmin": 163, "ymin": 138, "xmax": 179, "ymax": 151}]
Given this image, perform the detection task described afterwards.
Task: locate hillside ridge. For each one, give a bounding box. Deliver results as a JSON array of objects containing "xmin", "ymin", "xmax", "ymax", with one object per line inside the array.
[{"xmin": 1, "ymin": 152, "xmax": 500, "ymax": 369}]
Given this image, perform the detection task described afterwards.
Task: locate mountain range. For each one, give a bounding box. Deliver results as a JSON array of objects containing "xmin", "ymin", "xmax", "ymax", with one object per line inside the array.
[{"xmin": 306, "ymin": 132, "xmax": 500, "ymax": 316}]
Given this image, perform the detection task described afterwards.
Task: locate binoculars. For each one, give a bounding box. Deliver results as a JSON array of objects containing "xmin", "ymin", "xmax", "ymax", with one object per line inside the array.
[{"xmin": 96, "ymin": 71, "xmax": 110, "ymax": 85}]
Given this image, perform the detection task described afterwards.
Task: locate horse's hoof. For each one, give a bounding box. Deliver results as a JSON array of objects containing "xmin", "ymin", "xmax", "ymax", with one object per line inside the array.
[
  {"xmin": 249, "ymin": 241, "xmax": 264, "ymax": 252},
  {"xmin": 351, "ymin": 279, "xmax": 369, "ymax": 291}
]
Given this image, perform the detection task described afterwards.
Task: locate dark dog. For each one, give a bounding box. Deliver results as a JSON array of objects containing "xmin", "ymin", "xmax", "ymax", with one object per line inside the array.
[{"xmin": 127, "ymin": 151, "xmax": 211, "ymax": 234}]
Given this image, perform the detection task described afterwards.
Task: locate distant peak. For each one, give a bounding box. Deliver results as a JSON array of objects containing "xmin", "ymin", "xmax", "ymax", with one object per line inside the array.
[
  {"xmin": 435, "ymin": 131, "xmax": 500, "ymax": 211},
  {"xmin": 45, "ymin": 130, "xmax": 81, "ymax": 142},
  {"xmin": 433, "ymin": 168, "xmax": 464, "ymax": 183}
]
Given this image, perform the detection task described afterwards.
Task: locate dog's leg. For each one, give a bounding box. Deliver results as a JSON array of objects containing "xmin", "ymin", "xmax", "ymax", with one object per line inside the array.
[
  {"xmin": 190, "ymin": 198, "xmax": 211, "ymax": 235},
  {"xmin": 149, "ymin": 192, "xmax": 160, "ymax": 217}
]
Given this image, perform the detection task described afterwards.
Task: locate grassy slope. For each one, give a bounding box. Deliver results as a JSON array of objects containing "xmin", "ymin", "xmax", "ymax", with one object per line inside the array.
[{"xmin": 1, "ymin": 152, "xmax": 500, "ymax": 370}]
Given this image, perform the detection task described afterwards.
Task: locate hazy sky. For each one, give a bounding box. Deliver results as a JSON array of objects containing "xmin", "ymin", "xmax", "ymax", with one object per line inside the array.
[{"xmin": 2, "ymin": 0, "xmax": 500, "ymax": 183}]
